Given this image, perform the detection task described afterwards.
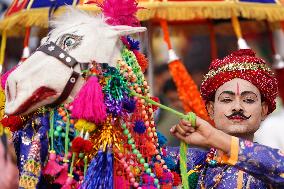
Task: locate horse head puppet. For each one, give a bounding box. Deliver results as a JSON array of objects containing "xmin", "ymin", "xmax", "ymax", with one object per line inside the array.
[
  {"xmin": 1, "ymin": 6, "xmax": 178, "ymax": 189},
  {"xmin": 4, "ymin": 8, "xmax": 146, "ymax": 116}
]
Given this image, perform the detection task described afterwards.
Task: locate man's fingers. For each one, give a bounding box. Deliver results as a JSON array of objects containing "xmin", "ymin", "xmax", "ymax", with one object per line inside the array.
[
  {"xmin": 176, "ymin": 124, "xmax": 188, "ymax": 136},
  {"xmin": 180, "ymin": 119, "xmax": 191, "ymax": 127},
  {"xmin": 172, "ymin": 131, "xmax": 188, "ymax": 142}
]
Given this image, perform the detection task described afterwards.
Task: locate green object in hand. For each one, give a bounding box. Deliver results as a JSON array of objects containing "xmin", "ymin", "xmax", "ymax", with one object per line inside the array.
[{"xmin": 180, "ymin": 112, "xmax": 196, "ymax": 189}]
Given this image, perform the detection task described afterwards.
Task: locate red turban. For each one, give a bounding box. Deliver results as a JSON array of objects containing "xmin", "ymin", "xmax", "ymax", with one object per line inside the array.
[
  {"xmin": 275, "ymin": 68, "xmax": 284, "ymax": 101},
  {"xmin": 200, "ymin": 49, "xmax": 278, "ymax": 114}
]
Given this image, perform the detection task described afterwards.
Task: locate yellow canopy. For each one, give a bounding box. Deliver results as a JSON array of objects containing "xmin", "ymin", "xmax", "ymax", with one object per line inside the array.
[{"xmin": 1, "ymin": 0, "xmax": 284, "ymax": 36}]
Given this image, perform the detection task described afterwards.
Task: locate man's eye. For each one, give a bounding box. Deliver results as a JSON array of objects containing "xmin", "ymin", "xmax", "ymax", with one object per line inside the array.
[
  {"xmin": 244, "ymin": 99, "xmax": 255, "ymax": 104},
  {"xmin": 220, "ymin": 99, "xmax": 232, "ymax": 103}
]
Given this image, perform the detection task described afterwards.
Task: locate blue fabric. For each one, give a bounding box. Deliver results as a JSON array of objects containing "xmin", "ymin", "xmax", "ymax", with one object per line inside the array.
[
  {"xmin": 13, "ymin": 113, "xmax": 50, "ymax": 189},
  {"xmin": 165, "ymin": 139, "xmax": 284, "ymax": 188},
  {"xmin": 239, "ymin": 0, "xmax": 276, "ymax": 3},
  {"xmin": 30, "ymin": 0, "xmax": 76, "ymax": 8}
]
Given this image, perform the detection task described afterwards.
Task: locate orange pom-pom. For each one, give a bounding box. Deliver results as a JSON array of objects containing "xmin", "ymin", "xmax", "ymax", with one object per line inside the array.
[
  {"xmin": 134, "ymin": 50, "xmax": 148, "ymax": 73},
  {"xmin": 154, "ymin": 163, "xmax": 163, "ymax": 178},
  {"xmin": 144, "ymin": 142, "xmax": 156, "ymax": 157}
]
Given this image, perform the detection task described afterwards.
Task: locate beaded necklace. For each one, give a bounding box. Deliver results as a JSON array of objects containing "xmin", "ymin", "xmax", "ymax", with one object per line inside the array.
[{"xmin": 199, "ymin": 148, "xmax": 229, "ymax": 189}]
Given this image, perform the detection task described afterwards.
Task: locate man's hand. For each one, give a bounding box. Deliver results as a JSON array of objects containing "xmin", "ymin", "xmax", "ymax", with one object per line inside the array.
[{"xmin": 170, "ymin": 116, "xmax": 231, "ymax": 153}]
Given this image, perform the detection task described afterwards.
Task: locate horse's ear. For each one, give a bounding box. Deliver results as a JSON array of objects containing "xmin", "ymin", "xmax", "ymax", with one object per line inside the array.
[{"xmin": 110, "ymin": 25, "xmax": 147, "ymax": 36}]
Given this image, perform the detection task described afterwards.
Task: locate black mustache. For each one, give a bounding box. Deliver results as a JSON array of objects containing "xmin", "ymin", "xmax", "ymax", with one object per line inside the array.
[{"xmin": 225, "ymin": 111, "xmax": 251, "ymax": 120}]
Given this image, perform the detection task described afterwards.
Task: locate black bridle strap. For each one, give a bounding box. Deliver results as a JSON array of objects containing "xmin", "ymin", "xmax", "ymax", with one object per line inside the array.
[
  {"xmin": 37, "ymin": 41, "xmax": 79, "ymax": 68},
  {"xmin": 37, "ymin": 42, "xmax": 83, "ymax": 107},
  {"xmin": 48, "ymin": 71, "xmax": 80, "ymax": 108}
]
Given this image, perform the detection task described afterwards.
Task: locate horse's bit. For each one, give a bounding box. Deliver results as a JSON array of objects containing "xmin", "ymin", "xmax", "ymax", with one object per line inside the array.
[{"xmin": 37, "ymin": 41, "xmax": 88, "ymax": 107}]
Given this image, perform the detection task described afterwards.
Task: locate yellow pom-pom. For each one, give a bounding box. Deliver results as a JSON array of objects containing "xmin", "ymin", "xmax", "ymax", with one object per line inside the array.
[{"xmin": 74, "ymin": 119, "xmax": 96, "ymax": 132}]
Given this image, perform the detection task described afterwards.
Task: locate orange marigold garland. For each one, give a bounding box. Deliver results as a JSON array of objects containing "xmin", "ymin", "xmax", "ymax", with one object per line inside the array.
[{"xmin": 160, "ymin": 20, "xmax": 211, "ymax": 122}]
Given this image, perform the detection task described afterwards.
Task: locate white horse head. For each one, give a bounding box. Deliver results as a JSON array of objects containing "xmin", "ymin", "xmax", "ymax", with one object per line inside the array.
[{"xmin": 4, "ymin": 8, "xmax": 146, "ymax": 115}]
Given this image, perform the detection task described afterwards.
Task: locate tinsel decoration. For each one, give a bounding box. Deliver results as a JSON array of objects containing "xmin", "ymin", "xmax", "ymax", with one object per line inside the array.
[
  {"xmin": 103, "ymin": 65, "xmax": 130, "ymax": 116},
  {"xmin": 82, "ymin": 149, "xmax": 114, "ymax": 189},
  {"xmin": 90, "ymin": 117, "xmax": 121, "ymax": 153},
  {"xmin": 160, "ymin": 19, "xmax": 211, "ymax": 123}
]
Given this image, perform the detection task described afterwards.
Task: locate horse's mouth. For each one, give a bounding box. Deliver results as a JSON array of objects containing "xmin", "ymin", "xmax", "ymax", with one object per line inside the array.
[{"xmin": 11, "ymin": 87, "xmax": 57, "ymax": 115}]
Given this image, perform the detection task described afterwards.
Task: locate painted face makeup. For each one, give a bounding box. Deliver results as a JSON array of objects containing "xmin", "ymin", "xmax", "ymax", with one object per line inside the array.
[{"xmin": 207, "ymin": 78, "xmax": 268, "ymax": 137}]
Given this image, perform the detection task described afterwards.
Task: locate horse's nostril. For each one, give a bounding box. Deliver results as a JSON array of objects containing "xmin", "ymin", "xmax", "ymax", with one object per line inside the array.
[{"xmin": 6, "ymin": 84, "xmax": 11, "ymax": 102}]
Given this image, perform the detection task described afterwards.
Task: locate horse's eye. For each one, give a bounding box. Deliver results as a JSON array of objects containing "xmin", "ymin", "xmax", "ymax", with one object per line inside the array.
[{"xmin": 64, "ymin": 37, "xmax": 76, "ymax": 48}]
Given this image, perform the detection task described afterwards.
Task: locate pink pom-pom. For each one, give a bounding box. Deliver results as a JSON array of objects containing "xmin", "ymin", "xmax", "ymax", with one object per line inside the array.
[
  {"xmin": 72, "ymin": 76, "xmax": 107, "ymax": 123},
  {"xmin": 42, "ymin": 151, "xmax": 63, "ymax": 176},
  {"xmin": 95, "ymin": 0, "xmax": 141, "ymax": 27},
  {"xmin": 54, "ymin": 163, "xmax": 69, "ymax": 185}
]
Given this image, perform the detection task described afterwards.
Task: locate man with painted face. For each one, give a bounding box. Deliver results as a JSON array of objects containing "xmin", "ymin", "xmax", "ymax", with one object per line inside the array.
[{"xmin": 168, "ymin": 49, "xmax": 284, "ymax": 188}]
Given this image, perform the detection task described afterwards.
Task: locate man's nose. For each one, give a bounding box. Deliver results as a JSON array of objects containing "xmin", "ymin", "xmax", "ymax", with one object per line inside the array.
[{"xmin": 232, "ymin": 99, "xmax": 244, "ymax": 112}]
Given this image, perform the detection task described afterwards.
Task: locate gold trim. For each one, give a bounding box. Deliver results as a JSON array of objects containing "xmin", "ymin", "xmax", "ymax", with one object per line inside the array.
[
  {"xmin": 203, "ymin": 62, "xmax": 273, "ymax": 82},
  {"xmin": 2, "ymin": 1, "xmax": 284, "ymax": 36}
]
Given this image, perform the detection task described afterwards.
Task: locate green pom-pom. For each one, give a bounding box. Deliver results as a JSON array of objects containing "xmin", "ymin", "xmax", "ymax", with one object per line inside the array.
[{"xmin": 188, "ymin": 172, "xmax": 199, "ymax": 189}]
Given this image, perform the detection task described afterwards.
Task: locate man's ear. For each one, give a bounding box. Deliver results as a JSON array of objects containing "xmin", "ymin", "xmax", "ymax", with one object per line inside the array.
[
  {"xmin": 206, "ymin": 101, "xmax": 215, "ymax": 120},
  {"xmin": 261, "ymin": 102, "xmax": 269, "ymax": 121}
]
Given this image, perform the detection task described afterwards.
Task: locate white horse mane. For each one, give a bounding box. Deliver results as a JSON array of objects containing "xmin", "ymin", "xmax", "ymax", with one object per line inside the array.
[{"xmin": 50, "ymin": 8, "xmax": 108, "ymax": 31}]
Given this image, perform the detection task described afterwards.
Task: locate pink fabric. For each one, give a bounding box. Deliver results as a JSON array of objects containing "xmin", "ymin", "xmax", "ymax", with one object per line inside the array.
[{"xmin": 1, "ymin": 66, "xmax": 17, "ymax": 89}]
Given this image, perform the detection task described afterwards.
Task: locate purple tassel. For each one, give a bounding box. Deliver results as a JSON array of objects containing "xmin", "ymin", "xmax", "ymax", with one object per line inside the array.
[{"xmin": 82, "ymin": 149, "xmax": 113, "ymax": 189}]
